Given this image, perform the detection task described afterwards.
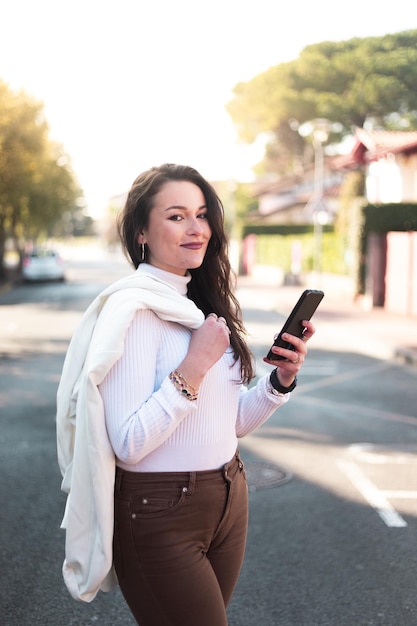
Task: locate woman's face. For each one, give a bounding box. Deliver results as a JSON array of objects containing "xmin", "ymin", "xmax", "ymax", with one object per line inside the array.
[{"xmin": 139, "ymin": 180, "xmax": 212, "ymax": 276}]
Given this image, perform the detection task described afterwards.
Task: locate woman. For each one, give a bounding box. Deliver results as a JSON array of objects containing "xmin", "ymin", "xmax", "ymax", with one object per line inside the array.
[{"xmin": 56, "ymin": 163, "xmax": 314, "ymax": 625}]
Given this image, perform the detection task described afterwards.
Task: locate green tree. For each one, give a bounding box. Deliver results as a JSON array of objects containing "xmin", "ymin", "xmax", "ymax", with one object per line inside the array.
[
  {"xmin": 0, "ymin": 81, "xmax": 82, "ymax": 279},
  {"xmin": 227, "ymin": 30, "xmax": 417, "ymax": 176}
]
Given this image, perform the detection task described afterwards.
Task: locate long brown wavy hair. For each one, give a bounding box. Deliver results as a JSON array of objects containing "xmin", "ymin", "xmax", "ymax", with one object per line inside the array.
[{"xmin": 117, "ymin": 163, "xmax": 254, "ymax": 383}]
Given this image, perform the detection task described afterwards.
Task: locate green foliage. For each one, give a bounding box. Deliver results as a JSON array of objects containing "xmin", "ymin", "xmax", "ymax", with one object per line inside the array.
[
  {"xmin": 228, "ymin": 62, "xmax": 300, "ymax": 143},
  {"xmin": 213, "ymin": 181, "xmax": 257, "ymax": 239},
  {"xmin": 363, "ymin": 203, "xmax": 417, "ymax": 232},
  {"xmin": 356, "ymin": 202, "xmax": 417, "ymax": 294},
  {"xmin": 0, "ymin": 80, "xmax": 82, "ymax": 278},
  {"xmin": 254, "ymin": 230, "xmax": 350, "ymax": 275},
  {"xmin": 227, "ymin": 30, "xmax": 417, "ymax": 177},
  {"xmin": 243, "ymin": 224, "xmax": 316, "ymax": 236}
]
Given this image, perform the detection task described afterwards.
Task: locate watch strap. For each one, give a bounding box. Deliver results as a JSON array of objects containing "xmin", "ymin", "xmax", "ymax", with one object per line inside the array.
[{"xmin": 269, "ymin": 368, "xmax": 297, "ymax": 394}]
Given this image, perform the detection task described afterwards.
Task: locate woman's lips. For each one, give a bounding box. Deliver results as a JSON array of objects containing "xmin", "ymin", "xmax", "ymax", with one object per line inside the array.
[{"xmin": 181, "ymin": 243, "xmax": 204, "ymax": 249}]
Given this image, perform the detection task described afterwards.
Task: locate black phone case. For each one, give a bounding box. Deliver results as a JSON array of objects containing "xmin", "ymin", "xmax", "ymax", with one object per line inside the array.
[{"xmin": 266, "ymin": 289, "xmax": 324, "ymax": 360}]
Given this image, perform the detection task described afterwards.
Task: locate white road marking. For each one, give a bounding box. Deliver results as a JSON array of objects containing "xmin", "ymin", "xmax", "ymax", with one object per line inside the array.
[
  {"xmin": 348, "ymin": 443, "xmax": 417, "ymax": 464},
  {"xmin": 382, "ymin": 491, "xmax": 417, "ymax": 499},
  {"xmin": 337, "ymin": 460, "xmax": 408, "ymax": 528}
]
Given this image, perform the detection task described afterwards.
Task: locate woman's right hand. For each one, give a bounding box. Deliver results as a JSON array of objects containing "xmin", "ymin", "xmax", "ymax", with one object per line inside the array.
[{"xmin": 176, "ymin": 313, "xmax": 231, "ymax": 390}]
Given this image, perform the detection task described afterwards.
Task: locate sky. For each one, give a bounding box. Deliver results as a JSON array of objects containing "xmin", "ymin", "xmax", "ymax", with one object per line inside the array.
[{"xmin": 1, "ymin": 0, "xmax": 415, "ymax": 217}]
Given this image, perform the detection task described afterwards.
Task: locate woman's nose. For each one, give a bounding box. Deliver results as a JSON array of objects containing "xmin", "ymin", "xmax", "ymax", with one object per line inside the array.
[{"xmin": 187, "ymin": 217, "xmax": 204, "ymax": 233}]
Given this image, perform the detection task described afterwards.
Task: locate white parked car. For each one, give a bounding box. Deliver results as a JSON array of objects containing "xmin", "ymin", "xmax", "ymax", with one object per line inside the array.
[{"xmin": 22, "ymin": 249, "xmax": 66, "ymax": 282}]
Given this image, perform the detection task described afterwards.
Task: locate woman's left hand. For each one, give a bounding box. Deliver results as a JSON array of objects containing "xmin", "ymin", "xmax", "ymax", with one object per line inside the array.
[{"xmin": 262, "ymin": 320, "xmax": 315, "ymax": 387}]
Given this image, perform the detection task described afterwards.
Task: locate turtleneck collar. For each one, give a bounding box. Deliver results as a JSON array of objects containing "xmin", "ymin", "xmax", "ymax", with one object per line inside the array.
[{"xmin": 137, "ymin": 263, "xmax": 191, "ymax": 296}]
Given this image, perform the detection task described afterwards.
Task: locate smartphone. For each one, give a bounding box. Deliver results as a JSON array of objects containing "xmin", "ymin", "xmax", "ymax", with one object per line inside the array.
[{"xmin": 265, "ymin": 289, "xmax": 324, "ymax": 361}]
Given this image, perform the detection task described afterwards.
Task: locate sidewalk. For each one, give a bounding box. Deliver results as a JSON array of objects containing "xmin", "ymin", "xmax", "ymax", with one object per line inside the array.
[{"xmin": 236, "ymin": 270, "xmax": 417, "ymax": 368}]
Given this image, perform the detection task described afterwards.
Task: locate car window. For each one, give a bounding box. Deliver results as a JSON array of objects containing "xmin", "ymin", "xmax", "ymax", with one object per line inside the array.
[{"xmin": 29, "ymin": 250, "xmax": 56, "ymax": 258}]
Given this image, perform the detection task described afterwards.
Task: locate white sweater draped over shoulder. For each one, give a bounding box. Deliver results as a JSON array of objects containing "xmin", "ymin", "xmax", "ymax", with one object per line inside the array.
[{"xmin": 56, "ymin": 267, "xmax": 204, "ymax": 602}]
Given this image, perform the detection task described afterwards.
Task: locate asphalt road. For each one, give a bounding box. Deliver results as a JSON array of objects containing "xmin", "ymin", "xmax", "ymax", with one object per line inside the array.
[{"xmin": 1, "ymin": 254, "xmax": 417, "ymax": 626}]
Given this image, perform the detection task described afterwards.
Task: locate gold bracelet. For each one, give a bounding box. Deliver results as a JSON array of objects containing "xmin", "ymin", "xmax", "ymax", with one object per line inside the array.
[{"xmin": 169, "ymin": 369, "xmax": 199, "ymax": 401}]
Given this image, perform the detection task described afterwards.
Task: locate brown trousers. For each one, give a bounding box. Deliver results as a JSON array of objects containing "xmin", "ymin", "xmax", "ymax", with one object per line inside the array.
[{"xmin": 113, "ymin": 450, "xmax": 248, "ymax": 626}]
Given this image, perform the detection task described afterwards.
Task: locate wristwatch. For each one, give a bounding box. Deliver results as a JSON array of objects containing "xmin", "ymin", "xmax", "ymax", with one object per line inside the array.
[{"xmin": 268, "ymin": 368, "xmax": 297, "ymax": 396}]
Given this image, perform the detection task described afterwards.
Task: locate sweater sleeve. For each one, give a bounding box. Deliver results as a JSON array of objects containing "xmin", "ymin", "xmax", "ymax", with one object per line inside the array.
[
  {"xmin": 235, "ymin": 374, "xmax": 290, "ymax": 438},
  {"xmin": 99, "ymin": 309, "xmax": 197, "ymax": 465}
]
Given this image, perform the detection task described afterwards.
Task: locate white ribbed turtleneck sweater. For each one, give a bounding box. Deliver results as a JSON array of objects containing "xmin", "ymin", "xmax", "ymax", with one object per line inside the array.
[{"xmin": 99, "ymin": 263, "xmax": 289, "ymax": 472}]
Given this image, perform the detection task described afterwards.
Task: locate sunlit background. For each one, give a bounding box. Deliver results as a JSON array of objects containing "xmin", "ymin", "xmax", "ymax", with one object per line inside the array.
[{"xmin": 1, "ymin": 0, "xmax": 413, "ymax": 217}]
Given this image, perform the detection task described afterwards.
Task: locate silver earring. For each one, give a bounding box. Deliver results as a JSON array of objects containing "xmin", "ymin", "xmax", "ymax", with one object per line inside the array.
[{"xmin": 141, "ymin": 243, "xmax": 145, "ymax": 262}]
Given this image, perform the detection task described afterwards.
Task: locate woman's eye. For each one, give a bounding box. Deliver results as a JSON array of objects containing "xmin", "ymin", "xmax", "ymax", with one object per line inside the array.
[{"xmin": 168, "ymin": 212, "xmax": 207, "ymax": 222}]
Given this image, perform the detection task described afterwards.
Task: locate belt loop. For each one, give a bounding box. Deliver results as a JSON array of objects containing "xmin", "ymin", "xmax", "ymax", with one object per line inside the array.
[
  {"xmin": 236, "ymin": 448, "xmax": 244, "ymax": 473},
  {"xmin": 223, "ymin": 462, "xmax": 230, "ymax": 483},
  {"xmin": 187, "ymin": 472, "xmax": 196, "ymax": 495},
  {"xmin": 115, "ymin": 467, "xmax": 123, "ymax": 493}
]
